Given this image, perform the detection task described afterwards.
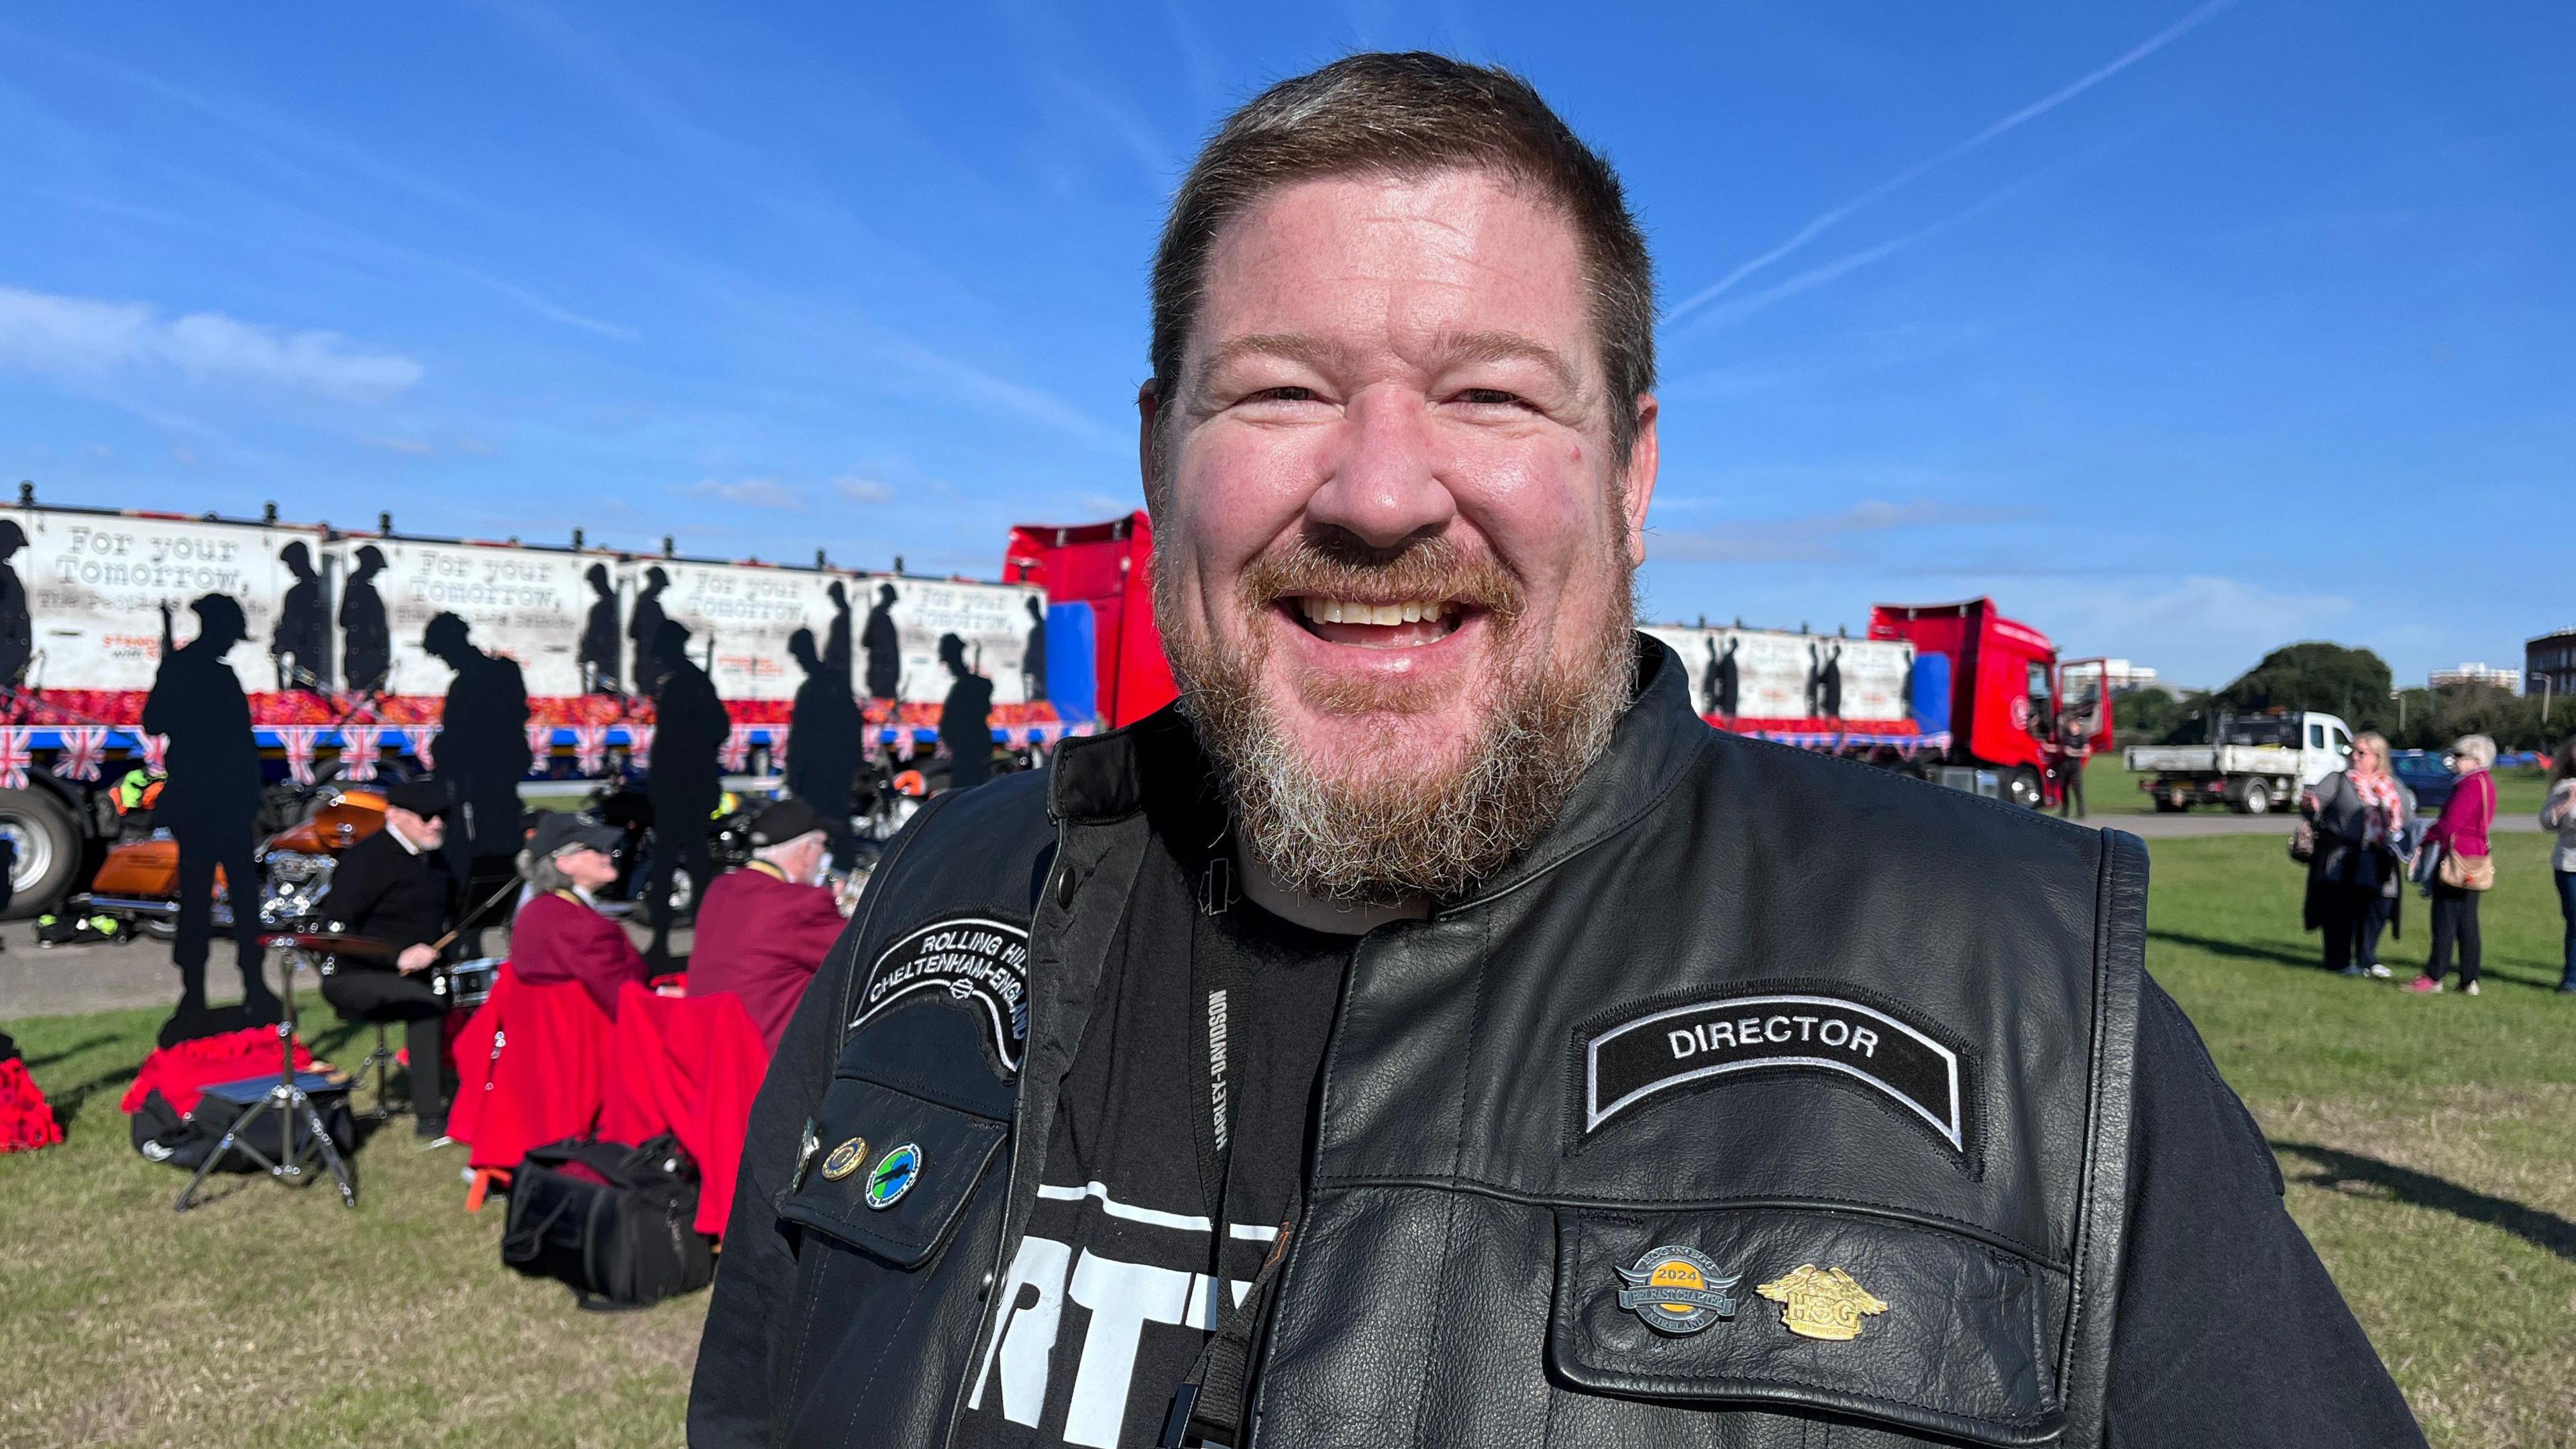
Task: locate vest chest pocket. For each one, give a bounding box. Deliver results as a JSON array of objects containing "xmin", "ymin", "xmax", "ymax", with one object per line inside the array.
[
  {"xmin": 1548, "ymin": 1209, "xmax": 2062, "ymax": 1447},
  {"xmin": 776, "ymin": 1070, "xmax": 1009, "ymax": 1269}
]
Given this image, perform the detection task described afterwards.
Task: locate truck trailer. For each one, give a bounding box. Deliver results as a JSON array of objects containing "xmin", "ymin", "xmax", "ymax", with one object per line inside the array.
[
  {"xmin": 0, "ymin": 494, "xmax": 1061, "ymax": 918},
  {"xmin": 1001, "ymin": 516, "xmax": 2106, "ymax": 810}
]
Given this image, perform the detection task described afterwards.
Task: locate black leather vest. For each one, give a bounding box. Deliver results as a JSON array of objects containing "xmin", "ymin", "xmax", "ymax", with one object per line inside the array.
[{"xmin": 694, "ymin": 637, "xmax": 2147, "ymax": 1448}]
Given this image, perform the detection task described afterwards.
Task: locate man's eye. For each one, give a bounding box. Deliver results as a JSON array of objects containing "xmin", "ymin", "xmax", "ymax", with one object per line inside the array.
[
  {"xmin": 1242, "ymin": 386, "xmax": 1317, "ymax": 405},
  {"xmin": 1456, "ymin": 388, "xmax": 1522, "ymax": 407}
]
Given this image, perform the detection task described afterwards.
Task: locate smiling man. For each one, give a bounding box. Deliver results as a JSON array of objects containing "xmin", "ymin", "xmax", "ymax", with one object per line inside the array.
[{"xmin": 693, "ymin": 54, "xmax": 2421, "ymax": 1449}]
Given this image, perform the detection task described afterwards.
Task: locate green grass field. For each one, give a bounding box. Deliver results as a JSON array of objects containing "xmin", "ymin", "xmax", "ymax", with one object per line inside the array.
[{"xmin": 5, "ymin": 832, "xmax": 2574, "ymax": 1445}]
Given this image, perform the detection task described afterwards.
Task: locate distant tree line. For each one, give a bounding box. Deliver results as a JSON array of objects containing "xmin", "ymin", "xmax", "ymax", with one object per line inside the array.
[{"xmin": 2112, "ymin": 641, "xmax": 2571, "ymax": 755}]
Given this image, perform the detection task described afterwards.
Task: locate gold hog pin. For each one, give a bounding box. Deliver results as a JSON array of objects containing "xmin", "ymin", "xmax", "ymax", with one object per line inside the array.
[{"xmin": 1756, "ymin": 1265, "xmax": 1888, "ymax": 1342}]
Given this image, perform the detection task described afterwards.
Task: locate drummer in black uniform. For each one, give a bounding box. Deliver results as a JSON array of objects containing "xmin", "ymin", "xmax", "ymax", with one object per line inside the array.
[{"xmin": 315, "ymin": 779, "xmax": 458, "ymax": 1144}]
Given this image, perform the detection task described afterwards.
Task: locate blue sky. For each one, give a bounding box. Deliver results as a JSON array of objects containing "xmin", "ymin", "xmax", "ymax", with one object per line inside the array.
[{"xmin": 1, "ymin": 3, "xmax": 2568, "ymax": 689}]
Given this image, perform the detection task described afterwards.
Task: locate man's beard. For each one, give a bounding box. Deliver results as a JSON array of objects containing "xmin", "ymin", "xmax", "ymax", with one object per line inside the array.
[{"xmin": 1160, "ymin": 533, "xmax": 1636, "ymax": 907}]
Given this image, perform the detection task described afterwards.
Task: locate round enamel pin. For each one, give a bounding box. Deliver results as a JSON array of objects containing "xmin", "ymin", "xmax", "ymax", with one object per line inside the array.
[
  {"xmin": 864, "ymin": 1142, "xmax": 922, "ymax": 1210},
  {"xmin": 818, "ymin": 1136, "xmax": 869, "ymax": 1182},
  {"xmin": 1615, "ymin": 1245, "xmax": 1740, "ymax": 1334}
]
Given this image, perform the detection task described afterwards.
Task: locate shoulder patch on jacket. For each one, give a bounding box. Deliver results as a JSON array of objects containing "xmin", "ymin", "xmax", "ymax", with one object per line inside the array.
[
  {"xmin": 1583, "ymin": 991, "xmax": 1968, "ymax": 1154},
  {"xmin": 851, "ymin": 914, "xmax": 1030, "ymax": 1074}
]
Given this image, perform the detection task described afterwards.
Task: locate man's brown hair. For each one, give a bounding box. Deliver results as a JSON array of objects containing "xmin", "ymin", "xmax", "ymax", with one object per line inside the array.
[{"xmin": 1147, "ymin": 52, "xmax": 1656, "ymax": 476}]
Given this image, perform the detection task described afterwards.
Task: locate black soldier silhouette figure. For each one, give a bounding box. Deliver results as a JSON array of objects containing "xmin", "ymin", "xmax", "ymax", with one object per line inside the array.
[
  {"xmin": 1021, "ymin": 594, "xmax": 1047, "ymax": 702},
  {"xmin": 1705, "ymin": 636, "xmax": 1739, "ymax": 718},
  {"xmin": 645, "ymin": 617, "xmax": 728, "ymax": 964},
  {"xmin": 788, "ymin": 584, "xmax": 863, "ymax": 865},
  {"xmin": 862, "ymin": 582, "xmax": 900, "ymax": 700},
  {"xmin": 579, "ymin": 563, "xmax": 622, "ymax": 696},
  {"xmin": 628, "ymin": 566, "xmax": 672, "ymax": 698},
  {"xmin": 143, "ymin": 594, "xmax": 281, "ymax": 1044},
  {"xmin": 0, "ymin": 520, "xmax": 30, "ymax": 689},
  {"xmin": 272, "ymin": 541, "xmax": 330, "ymax": 693},
  {"xmin": 339, "ymin": 545, "xmax": 390, "ymax": 696},
  {"xmin": 938, "ymin": 633, "xmax": 994, "ymax": 792},
  {"xmin": 1818, "ymin": 640, "xmax": 1843, "ymax": 718},
  {"xmin": 422, "ymin": 612, "xmax": 531, "ymax": 943}
]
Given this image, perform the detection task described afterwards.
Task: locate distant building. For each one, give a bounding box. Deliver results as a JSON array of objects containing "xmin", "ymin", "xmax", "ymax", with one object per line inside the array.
[
  {"xmin": 2527, "ymin": 631, "xmax": 2576, "ymax": 700},
  {"xmin": 2064, "ymin": 658, "xmax": 2161, "ymax": 696},
  {"xmin": 2431, "ymin": 661, "xmax": 2525, "ymax": 692}
]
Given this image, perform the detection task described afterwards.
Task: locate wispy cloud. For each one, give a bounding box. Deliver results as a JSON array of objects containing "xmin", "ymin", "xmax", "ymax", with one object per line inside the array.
[
  {"xmin": 833, "ymin": 474, "xmax": 895, "ymax": 504},
  {"xmin": 879, "ymin": 335, "xmax": 1126, "ymax": 451},
  {"xmin": 0, "ymin": 284, "xmax": 423, "ymax": 400},
  {"xmin": 1680, "ymin": 168, "xmax": 2061, "ymax": 331},
  {"xmin": 678, "ymin": 476, "xmax": 803, "ymax": 510},
  {"xmin": 360, "ymin": 435, "xmax": 436, "ymax": 456},
  {"xmin": 1665, "ymin": 0, "xmax": 2239, "ymax": 324},
  {"xmin": 1656, "ymin": 499, "xmax": 2027, "ymax": 564}
]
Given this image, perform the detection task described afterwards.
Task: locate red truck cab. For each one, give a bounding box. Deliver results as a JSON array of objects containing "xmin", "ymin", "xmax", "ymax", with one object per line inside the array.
[
  {"xmin": 1003, "ymin": 512, "xmax": 1179, "ymax": 733},
  {"xmin": 1870, "ymin": 599, "xmax": 2110, "ymax": 809}
]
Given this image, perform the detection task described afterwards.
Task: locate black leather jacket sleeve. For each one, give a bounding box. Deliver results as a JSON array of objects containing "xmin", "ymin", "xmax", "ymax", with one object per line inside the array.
[{"xmin": 2103, "ymin": 979, "xmax": 2425, "ymax": 1445}]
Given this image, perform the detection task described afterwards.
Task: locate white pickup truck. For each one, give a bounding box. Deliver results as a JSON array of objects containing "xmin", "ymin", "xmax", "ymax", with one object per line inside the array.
[{"xmin": 2125, "ymin": 711, "xmax": 2355, "ymax": 814}]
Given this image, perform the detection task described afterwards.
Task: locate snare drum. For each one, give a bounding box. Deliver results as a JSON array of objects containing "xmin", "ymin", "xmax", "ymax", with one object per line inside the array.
[{"xmin": 435, "ymin": 957, "xmax": 503, "ymax": 1010}]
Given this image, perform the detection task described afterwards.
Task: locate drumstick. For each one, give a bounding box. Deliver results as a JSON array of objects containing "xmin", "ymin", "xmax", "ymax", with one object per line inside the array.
[{"xmin": 425, "ymin": 877, "xmax": 528, "ymax": 955}]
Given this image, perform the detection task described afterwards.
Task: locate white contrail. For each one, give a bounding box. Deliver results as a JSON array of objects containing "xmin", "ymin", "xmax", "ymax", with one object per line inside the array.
[{"xmin": 1664, "ymin": 0, "xmax": 2240, "ymax": 325}]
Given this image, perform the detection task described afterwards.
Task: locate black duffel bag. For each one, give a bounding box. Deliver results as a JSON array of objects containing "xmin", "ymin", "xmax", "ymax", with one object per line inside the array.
[{"xmin": 501, "ymin": 1135, "xmax": 714, "ymax": 1311}]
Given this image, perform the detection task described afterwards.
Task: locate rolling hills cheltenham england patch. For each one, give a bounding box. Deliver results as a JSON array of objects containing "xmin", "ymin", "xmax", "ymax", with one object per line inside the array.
[
  {"xmin": 849, "ymin": 914, "xmax": 1030, "ymax": 1075},
  {"xmin": 1582, "ymin": 991, "xmax": 1968, "ymax": 1153}
]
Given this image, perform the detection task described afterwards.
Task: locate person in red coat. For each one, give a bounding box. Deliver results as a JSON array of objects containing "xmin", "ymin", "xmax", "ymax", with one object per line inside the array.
[
  {"xmin": 688, "ymin": 798, "xmax": 850, "ymax": 1046},
  {"xmin": 508, "ymin": 813, "xmax": 651, "ymax": 1017}
]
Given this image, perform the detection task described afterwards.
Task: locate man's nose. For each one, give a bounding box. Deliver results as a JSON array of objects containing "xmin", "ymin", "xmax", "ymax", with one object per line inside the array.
[{"xmin": 1303, "ymin": 385, "xmax": 1456, "ymax": 549}]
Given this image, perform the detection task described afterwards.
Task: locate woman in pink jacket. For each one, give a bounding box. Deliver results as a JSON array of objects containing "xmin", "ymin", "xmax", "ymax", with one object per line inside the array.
[{"xmin": 2410, "ymin": 734, "xmax": 2498, "ymax": 996}]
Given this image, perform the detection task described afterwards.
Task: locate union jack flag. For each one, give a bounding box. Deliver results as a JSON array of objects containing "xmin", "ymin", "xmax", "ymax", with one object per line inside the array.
[
  {"xmin": 407, "ymin": 727, "xmax": 437, "ymax": 772},
  {"xmin": 139, "ymin": 732, "xmax": 171, "ymax": 773},
  {"xmin": 52, "ymin": 727, "xmax": 107, "ymax": 782},
  {"xmin": 768, "ymin": 724, "xmax": 790, "ymax": 773},
  {"xmin": 0, "ymin": 728, "xmax": 28, "ymax": 790},
  {"xmin": 525, "ymin": 722, "xmax": 555, "ymax": 767},
  {"xmin": 278, "ymin": 727, "xmax": 322, "ymax": 786},
  {"xmin": 338, "ymin": 724, "xmax": 384, "ymax": 782},
  {"xmin": 572, "ymin": 723, "xmax": 609, "ymax": 775},
  {"xmin": 625, "ymin": 723, "xmax": 655, "ymax": 769},
  {"xmin": 720, "ymin": 724, "xmax": 755, "ymax": 772}
]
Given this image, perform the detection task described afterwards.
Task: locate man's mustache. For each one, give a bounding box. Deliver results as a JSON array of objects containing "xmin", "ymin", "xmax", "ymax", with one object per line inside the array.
[{"xmin": 1238, "ymin": 534, "xmax": 1527, "ymax": 627}]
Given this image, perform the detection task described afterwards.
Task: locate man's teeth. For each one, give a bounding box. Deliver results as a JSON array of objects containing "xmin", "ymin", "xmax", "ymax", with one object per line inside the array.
[{"xmin": 1297, "ymin": 598, "xmax": 1462, "ymax": 627}]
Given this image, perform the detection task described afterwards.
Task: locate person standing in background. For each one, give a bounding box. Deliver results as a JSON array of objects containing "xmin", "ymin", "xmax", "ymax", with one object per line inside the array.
[
  {"xmin": 2542, "ymin": 740, "xmax": 2576, "ymax": 994},
  {"xmin": 2410, "ymin": 733, "xmax": 2498, "ymax": 996},
  {"xmin": 2303, "ymin": 731, "xmax": 2404, "ymax": 977},
  {"xmin": 2057, "ymin": 711, "xmax": 2094, "ymax": 821},
  {"xmin": 786, "ymin": 619, "xmax": 861, "ymax": 866},
  {"xmin": 144, "ymin": 595, "xmax": 282, "ymax": 1042},
  {"xmin": 2361, "ymin": 732, "xmax": 2414, "ymax": 978},
  {"xmin": 421, "ymin": 613, "xmax": 531, "ymax": 953},
  {"xmin": 643, "ymin": 617, "xmax": 728, "ymax": 965},
  {"xmin": 936, "ymin": 631, "xmax": 992, "ymax": 791}
]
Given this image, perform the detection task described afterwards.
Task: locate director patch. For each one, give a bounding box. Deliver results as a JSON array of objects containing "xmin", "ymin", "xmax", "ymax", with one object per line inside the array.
[
  {"xmin": 1583, "ymin": 993, "xmax": 1966, "ymax": 1152},
  {"xmin": 850, "ymin": 914, "xmax": 1030, "ymax": 1074}
]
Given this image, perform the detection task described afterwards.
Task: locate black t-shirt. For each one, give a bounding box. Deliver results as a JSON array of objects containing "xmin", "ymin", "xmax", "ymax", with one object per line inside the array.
[{"xmin": 955, "ymin": 877, "xmax": 1351, "ymax": 1449}]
